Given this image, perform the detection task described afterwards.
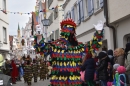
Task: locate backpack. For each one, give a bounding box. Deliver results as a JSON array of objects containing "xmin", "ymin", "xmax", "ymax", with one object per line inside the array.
[{"xmin": 118, "ymin": 74, "xmax": 127, "ymax": 86}]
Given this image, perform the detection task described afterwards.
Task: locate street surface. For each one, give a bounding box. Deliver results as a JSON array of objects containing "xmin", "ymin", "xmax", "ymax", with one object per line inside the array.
[{"xmin": 13, "ymin": 78, "xmax": 50, "ymax": 86}]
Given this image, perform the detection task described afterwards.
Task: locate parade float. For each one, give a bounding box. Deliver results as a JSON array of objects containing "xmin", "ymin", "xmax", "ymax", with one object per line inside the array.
[{"xmin": 33, "ymin": 19, "xmax": 104, "ymax": 86}]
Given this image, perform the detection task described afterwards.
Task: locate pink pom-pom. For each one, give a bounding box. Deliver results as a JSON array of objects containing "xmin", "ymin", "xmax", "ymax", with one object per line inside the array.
[{"xmin": 117, "ymin": 66, "xmax": 126, "ymax": 74}]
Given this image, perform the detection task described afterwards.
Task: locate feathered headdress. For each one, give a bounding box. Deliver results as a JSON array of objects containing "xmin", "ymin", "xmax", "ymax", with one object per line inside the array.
[{"xmin": 60, "ymin": 19, "xmax": 76, "ymax": 29}]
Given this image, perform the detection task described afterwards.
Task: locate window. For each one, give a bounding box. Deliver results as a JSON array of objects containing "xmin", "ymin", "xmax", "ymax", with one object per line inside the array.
[
  {"xmin": 3, "ymin": 0, "xmax": 6, "ymax": 10},
  {"xmin": 79, "ymin": 0, "xmax": 84, "ymax": 21},
  {"xmin": 96, "ymin": 0, "xmax": 100, "ymax": 10},
  {"xmin": 55, "ymin": 29, "xmax": 59, "ymax": 40},
  {"xmin": 48, "ymin": 0, "xmax": 53, "ymax": 8},
  {"xmin": 49, "ymin": 13, "xmax": 53, "ymax": 25},
  {"xmin": 71, "ymin": 7, "xmax": 75, "ymax": 21},
  {"xmin": 96, "ymin": 0, "xmax": 103, "ymax": 10},
  {"xmin": 64, "ymin": 13, "xmax": 67, "ymax": 19},
  {"xmin": 3, "ymin": 27, "xmax": 7, "ymax": 43},
  {"xmin": 50, "ymin": 32, "xmax": 54, "ymax": 40},
  {"xmin": 74, "ymin": 4, "xmax": 78, "ymax": 23},
  {"xmin": 127, "ymin": 37, "xmax": 130, "ymax": 43},
  {"xmin": 54, "ymin": 7, "xmax": 58, "ymax": 19},
  {"xmin": 87, "ymin": 0, "xmax": 94, "ymax": 16},
  {"xmin": 77, "ymin": 1, "xmax": 81, "ymax": 24}
]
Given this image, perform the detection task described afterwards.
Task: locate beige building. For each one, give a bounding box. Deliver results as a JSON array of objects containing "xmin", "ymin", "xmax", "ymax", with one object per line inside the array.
[
  {"xmin": 107, "ymin": 0, "xmax": 130, "ymax": 48},
  {"xmin": 63, "ymin": 0, "xmax": 114, "ymax": 51},
  {"xmin": 45, "ymin": 0, "xmax": 65, "ymax": 41}
]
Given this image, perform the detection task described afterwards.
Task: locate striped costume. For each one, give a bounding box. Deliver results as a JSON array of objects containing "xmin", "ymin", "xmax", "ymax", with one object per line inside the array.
[{"xmin": 24, "ymin": 65, "xmax": 33, "ymax": 86}]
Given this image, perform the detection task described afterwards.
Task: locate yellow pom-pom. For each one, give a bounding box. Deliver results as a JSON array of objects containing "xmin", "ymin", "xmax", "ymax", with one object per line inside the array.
[
  {"xmin": 38, "ymin": 47, "xmax": 40, "ymax": 51},
  {"xmin": 69, "ymin": 76, "xmax": 72, "ymax": 80},
  {"xmin": 98, "ymin": 42, "xmax": 102, "ymax": 45},
  {"xmin": 64, "ymin": 62, "xmax": 66, "ymax": 66},
  {"xmin": 62, "ymin": 50, "xmax": 64, "ymax": 53},
  {"xmin": 59, "ymin": 76, "xmax": 61, "ymax": 80},
  {"xmin": 90, "ymin": 41, "xmax": 92, "ymax": 45},
  {"xmin": 60, "ymin": 62, "xmax": 62, "ymax": 66},
  {"xmin": 77, "ymin": 76, "xmax": 80, "ymax": 80},
  {"xmin": 58, "ymin": 50, "xmax": 60, "ymax": 53},
  {"xmin": 82, "ymin": 48, "xmax": 84, "ymax": 51},
  {"xmin": 70, "ymin": 63, "xmax": 72, "ymax": 66},
  {"xmin": 57, "ymin": 61, "xmax": 59, "ymax": 66},
  {"xmin": 65, "ymin": 38, "xmax": 68, "ymax": 40}
]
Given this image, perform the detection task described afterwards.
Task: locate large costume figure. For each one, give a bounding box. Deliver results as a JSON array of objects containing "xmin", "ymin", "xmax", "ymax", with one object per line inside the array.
[{"xmin": 33, "ymin": 19, "xmax": 104, "ymax": 86}]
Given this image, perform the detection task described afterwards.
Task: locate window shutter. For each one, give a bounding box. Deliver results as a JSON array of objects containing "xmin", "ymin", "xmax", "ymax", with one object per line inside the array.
[
  {"xmin": 64, "ymin": 13, "xmax": 67, "ymax": 19},
  {"xmin": 77, "ymin": 0, "xmax": 81, "ymax": 24},
  {"xmin": 87, "ymin": 0, "xmax": 94, "ymax": 16},
  {"xmin": 71, "ymin": 6, "xmax": 75, "ymax": 21},
  {"xmin": 100, "ymin": 0, "xmax": 103, "ymax": 8},
  {"xmin": 69, "ymin": 11, "xmax": 71, "ymax": 18},
  {"xmin": 80, "ymin": 0, "xmax": 84, "ymax": 21}
]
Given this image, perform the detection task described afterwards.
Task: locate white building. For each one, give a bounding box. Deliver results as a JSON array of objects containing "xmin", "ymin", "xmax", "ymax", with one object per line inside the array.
[
  {"xmin": 37, "ymin": 1, "xmax": 46, "ymax": 39},
  {"xmin": 22, "ymin": 17, "xmax": 35, "ymax": 57},
  {"xmin": 0, "ymin": 0, "xmax": 10, "ymax": 59},
  {"xmin": 45, "ymin": 0, "xmax": 65, "ymax": 41},
  {"xmin": 107, "ymin": 0, "xmax": 130, "ymax": 48},
  {"xmin": 63, "ymin": 0, "xmax": 114, "ymax": 51}
]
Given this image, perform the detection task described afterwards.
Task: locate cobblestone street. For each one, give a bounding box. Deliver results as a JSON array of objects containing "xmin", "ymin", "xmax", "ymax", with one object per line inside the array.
[{"xmin": 13, "ymin": 78, "xmax": 50, "ymax": 86}]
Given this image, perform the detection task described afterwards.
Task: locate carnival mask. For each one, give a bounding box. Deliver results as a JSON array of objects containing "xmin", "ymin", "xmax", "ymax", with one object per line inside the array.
[{"xmin": 36, "ymin": 25, "xmax": 42, "ymax": 35}]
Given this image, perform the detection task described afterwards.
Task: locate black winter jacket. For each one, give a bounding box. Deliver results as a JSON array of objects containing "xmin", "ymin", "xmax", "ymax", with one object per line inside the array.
[{"xmin": 96, "ymin": 57, "xmax": 109, "ymax": 80}]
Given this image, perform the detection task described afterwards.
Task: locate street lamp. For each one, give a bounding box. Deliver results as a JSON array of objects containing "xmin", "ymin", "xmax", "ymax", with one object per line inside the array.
[
  {"xmin": 41, "ymin": 19, "xmax": 50, "ymax": 26},
  {"xmin": 0, "ymin": 41, "xmax": 3, "ymax": 49},
  {"xmin": 41, "ymin": 19, "xmax": 50, "ymax": 42}
]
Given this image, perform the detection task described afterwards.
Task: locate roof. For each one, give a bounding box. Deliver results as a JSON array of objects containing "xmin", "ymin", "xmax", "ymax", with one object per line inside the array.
[
  {"xmin": 32, "ymin": 12, "xmax": 38, "ymax": 31},
  {"xmin": 9, "ymin": 35, "xmax": 13, "ymax": 41}
]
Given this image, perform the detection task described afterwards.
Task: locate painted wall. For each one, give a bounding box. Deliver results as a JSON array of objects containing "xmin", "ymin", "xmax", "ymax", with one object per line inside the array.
[
  {"xmin": 108, "ymin": 0, "xmax": 130, "ymax": 23},
  {"xmin": 0, "ymin": 0, "xmax": 9, "ymax": 52},
  {"xmin": 115, "ymin": 17, "xmax": 130, "ymax": 48}
]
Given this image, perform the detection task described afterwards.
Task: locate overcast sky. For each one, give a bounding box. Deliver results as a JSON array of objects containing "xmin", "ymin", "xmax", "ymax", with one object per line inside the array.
[{"xmin": 8, "ymin": 0, "xmax": 36, "ymax": 35}]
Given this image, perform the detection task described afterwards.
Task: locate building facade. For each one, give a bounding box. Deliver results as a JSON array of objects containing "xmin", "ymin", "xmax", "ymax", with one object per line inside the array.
[
  {"xmin": 0, "ymin": 0, "xmax": 10, "ymax": 59},
  {"xmin": 63, "ymin": 0, "xmax": 114, "ymax": 51},
  {"xmin": 107, "ymin": 0, "xmax": 130, "ymax": 48},
  {"xmin": 22, "ymin": 17, "xmax": 35, "ymax": 58},
  {"xmin": 45, "ymin": 0, "xmax": 65, "ymax": 41}
]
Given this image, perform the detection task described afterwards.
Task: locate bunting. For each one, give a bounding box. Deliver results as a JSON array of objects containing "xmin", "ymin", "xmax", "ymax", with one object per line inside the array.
[{"xmin": 0, "ymin": 5, "xmax": 64, "ymax": 15}]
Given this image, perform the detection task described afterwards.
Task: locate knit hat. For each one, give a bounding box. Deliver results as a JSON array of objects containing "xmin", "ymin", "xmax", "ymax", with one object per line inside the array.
[
  {"xmin": 113, "ymin": 64, "xmax": 120, "ymax": 70},
  {"xmin": 97, "ymin": 51, "xmax": 107, "ymax": 59}
]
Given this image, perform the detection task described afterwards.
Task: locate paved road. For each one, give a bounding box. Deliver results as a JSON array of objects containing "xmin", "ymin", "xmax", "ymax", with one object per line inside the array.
[{"xmin": 13, "ymin": 78, "xmax": 50, "ymax": 86}]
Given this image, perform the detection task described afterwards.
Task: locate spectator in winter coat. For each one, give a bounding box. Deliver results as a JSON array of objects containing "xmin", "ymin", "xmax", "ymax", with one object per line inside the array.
[
  {"xmin": 96, "ymin": 51, "xmax": 109, "ymax": 86},
  {"xmin": 81, "ymin": 52, "xmax": 95, "ymax": 86},
  {"xmin": 125, "ymin": 43, "xmax": 130, "ymax": 84},
  {"xmin": 107, "ymin": 49, "xmax": 115, "ymax": 65},
  {"xmin": 114, "ymin": 48, "xmax": 125, "ymax": 66},
  {"xmin": 107, "ymin": 49, "xmax": 114, "ymax": 82}
]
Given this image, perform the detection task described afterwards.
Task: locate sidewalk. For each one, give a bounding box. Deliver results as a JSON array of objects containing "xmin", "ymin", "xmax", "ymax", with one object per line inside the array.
[{"xmin": 13, "ymin": 78, "xmax": 50, "ymax": 86}]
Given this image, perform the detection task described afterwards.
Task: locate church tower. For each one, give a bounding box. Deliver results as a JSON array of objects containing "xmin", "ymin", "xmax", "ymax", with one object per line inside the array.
[
  {"xmin": 17, "ymin": 23, "xmax": 21, "ymax": 38},
  {"xmin": 17, "ymin": 23, "xmax": 21, "ymax": 49}
]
